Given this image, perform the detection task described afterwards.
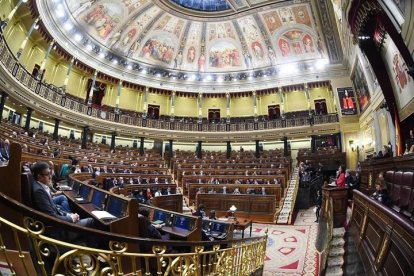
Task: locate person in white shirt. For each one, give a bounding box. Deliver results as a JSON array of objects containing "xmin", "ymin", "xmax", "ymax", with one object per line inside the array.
[{"xmin": 154, "ymin": 189, "xmax": 162, "ymax": 197}]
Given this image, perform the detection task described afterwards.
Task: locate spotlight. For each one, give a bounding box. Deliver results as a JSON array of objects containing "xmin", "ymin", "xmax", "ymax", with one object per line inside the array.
[
  {"xmin": 358, "ymin": 35, "xmax": 370, "ymax": 40},
  {"xmin": 280, "ymin": 63, "xmax": 298, "ymax": 75},
  {"xmin": 74, "ymin": 33, "xmax": 82, "ymax": 42},
  {"xmin": 315, "ymin": 59, "xmax": 329, "ymax": 70}
]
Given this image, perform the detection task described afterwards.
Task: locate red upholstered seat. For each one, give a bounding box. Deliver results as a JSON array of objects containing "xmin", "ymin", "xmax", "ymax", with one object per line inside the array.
[
  {"xmin": 406, "ymin": 190, "xmax": 414, "ymax": 214},
  {"xmin": 399, "ymin": 172, "xmax": 413, "ymax": 209},
  {"xmin": 390, "ymin": 171, "xmax": 403, "ymax": 204},
  {"xmin": 384, "ymin": 171, "xmax": 394, "ymax": 193}
]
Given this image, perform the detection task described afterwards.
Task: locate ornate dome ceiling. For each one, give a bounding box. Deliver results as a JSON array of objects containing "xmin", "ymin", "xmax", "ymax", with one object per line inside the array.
[{"xmin": 35, "ymin": 0, "xmax": 344, "ymax": 92}]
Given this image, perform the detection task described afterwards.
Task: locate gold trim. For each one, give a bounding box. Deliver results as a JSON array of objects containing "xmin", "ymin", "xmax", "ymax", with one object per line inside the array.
[
  {"xmin": 0, "ymin": 216, "xmax": 267, "ymax": 275},
  {"xmin": 375, "ymin": 230, "xmax": 391, "ymax": 272}
]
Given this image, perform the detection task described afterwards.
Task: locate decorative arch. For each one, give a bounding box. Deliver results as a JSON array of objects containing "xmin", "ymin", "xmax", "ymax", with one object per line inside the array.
[
  {"xmin": 79, "ymin": 1, "xmax": 127, "ymax": 41},
  {"xmin": 271, "ymin": 25, "xmax": 323, "ymax": 61},
  {"xmin": 138, "ymin": 31, "xmax": 179, "ymax": 67},
  {"xmin": 206, "ymin": 39, "xmax": 245, "ymax": 71}
]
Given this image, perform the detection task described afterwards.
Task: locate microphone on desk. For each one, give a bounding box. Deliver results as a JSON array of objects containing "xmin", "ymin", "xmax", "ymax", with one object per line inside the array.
[{"xmin": 167, "ymin": 214, "xmax": 174, "ymax": 226}]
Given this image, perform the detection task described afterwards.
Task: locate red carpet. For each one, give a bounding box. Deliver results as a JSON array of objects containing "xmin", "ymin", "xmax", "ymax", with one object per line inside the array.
[{"xmin": 250, "ymin": 209, "xmax": 319, "ymax": 275}]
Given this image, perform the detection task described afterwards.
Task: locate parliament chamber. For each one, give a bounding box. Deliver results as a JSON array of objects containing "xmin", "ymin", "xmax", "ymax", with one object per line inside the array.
[{"xmin": 0, "ymin": 0, "xmax": 414, "ymax": 275}]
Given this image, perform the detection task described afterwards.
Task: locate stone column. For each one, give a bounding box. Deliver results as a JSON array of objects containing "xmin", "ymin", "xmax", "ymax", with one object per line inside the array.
[
  {"xmin": 62, "ymin": 57, "xmax": 75, "ymax": 94},
  {"xmin": 81, "ymin": 126, "xmax": 89, "ymax": 149},
  {"xmin": 16, "ymin": 17, "xmax": 40, "ymax": 60},
  {"xmin": 143, "ymin": 87, "xmax": 149, "ymax": 118},
  {"xmin": 255, "ymin": 140, "xmax": 260, "ymax": 158},
  {"xmin": 226, "ymin": 92, "xmax": 230, "ymax": 123},
  {"xmin": 0, "ymin": 0, "xmax": 28, "ymax": 30},
  {"xmin": 311, "ymin": 135, "xmax": 316, "ymax": 153},
  {"xmin": 140, "ymin": 137, "xmax": 144, "ymax": 155},
  {"xmin": 24, "ymin": 107, "xmax": 32, "ymax": 132},
  {"xmin": 198, "ymin": 92, "xmax": 203, "ymax": 123},
  {"xmin": 37, "ymin": 40, "xmax": 55, "ymax": 80},
  {"xmin": 197, "ymin": 141, "xmax": 202, "ymax": 159},
  {"xmin": 252, "ymin": 91, "xmax": 258, "ymax": 121},
  {"xmin": 283, "ymin": 136, "xmax": 288, "ymax": 157},
  {"xmin": 110, "ymin": 132, "xmax": 117, "ymax": 150},
  {"xmin": 0, "ymin": 92, "xmax": 8, "ymax": 123},
  {"xmin": 53, "ymin": 119, "xmax": 60, "ymax": 142},
  {"xmin": 226, "ymin": 141, "xmax": 231, "ymax": 159},
  {"xmin": 170, "ymin": 90, "xmax": 175, "ymax": 120},
  {"xmin": 87, "ymin": 70, "xmax": 98, "ymax": 106},
  {"xmin": 169, "ymin": 140, "xmax": 173, "ymax": 157}
]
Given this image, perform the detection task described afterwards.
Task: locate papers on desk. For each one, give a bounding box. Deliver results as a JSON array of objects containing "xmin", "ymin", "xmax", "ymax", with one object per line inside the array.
[
  {"xmin": 92, "ymin": 211, "xmax": 116, "ymax": 220},
  {"xmin": 74, "ymin": 197, "xmax": 88, "ymax": 204},
  {"xmin": 152, "ymin": 220, "xmax": 164, "ymax": 225},
  {"xmin": 218, "ymin": 218, "xmax": 228, "ymax": 221},
  {"xmin": 57, "ymin": 185, "xmax": 72, "ymax": 191}
]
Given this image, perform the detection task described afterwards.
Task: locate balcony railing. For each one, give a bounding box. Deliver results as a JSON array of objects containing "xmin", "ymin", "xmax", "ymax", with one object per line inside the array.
[
  {"xmin": 0, "ymin": 33, "xmax": 339, "ymax": 132},
  {"xmin": 0, "ymin": 192, "xmax": 267, "ymax": 275}
]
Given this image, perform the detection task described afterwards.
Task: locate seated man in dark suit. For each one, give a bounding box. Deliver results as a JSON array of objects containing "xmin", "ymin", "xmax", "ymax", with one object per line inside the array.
[
  {"xmin": 0, "ymin": 139, "xmax": 10, "ymax": 161},
  {"xmin": 138, "ymin": 207, "xmax": 163, "ymax": 240},
  {"xmin": 31, "ymin": 162, "xmax": 94, "ymax": 241}
]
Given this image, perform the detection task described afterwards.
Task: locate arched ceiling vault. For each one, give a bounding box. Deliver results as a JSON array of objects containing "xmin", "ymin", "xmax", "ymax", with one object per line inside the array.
[{"xmin": 32, "ymin": 0, "xmax": 345, "ymax": 92}]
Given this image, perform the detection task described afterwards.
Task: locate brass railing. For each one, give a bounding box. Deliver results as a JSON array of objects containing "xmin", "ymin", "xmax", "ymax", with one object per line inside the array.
[
  {"xmin": 0, "ymin": 193, "xmax": 267, "ymax": 275},
  {"xmin": 0, "ymin": 33, "xmax": 339, "ymax": 133}
]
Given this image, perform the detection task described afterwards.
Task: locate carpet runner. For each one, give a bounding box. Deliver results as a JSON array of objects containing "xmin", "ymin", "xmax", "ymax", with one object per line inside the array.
[{"xmin": 235, "ymin": 209, "xmax": 319, "ymax": 275}]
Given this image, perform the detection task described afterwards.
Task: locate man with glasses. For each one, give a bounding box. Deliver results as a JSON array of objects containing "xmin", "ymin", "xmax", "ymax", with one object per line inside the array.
[{"xmin": 31, "ymin": 162, "xmax": 94, "ymax": 232}]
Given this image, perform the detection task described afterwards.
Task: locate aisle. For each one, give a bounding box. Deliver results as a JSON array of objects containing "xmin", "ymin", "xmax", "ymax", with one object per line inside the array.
[{"xmin": 242, "ymin": 208, "xmax": 319, "ymax": 275}]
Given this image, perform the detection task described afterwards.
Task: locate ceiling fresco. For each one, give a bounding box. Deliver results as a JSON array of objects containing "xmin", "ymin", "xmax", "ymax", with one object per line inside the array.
[
  {"xmin": 63, "ymin": 0, "xmax": 327, "ymax": 72},
  {"xmin": 36, "ymin": 0, "xmax": 343, "ymax": 92}
]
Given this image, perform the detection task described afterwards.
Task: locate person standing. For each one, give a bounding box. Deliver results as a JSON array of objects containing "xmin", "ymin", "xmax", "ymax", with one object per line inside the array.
[{"xmin": 315, "ymin": 190, "xmax": 322, "ymax": 222}]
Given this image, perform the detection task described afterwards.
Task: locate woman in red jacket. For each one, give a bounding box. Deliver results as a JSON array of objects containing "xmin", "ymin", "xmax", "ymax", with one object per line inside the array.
[{"xmin": 336, "ymin": 165, "xmax": 346, "ymax": 188}]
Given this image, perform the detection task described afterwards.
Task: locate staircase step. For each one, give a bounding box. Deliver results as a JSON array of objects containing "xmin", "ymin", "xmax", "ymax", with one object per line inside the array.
[
  {"xmin": 327, "ymin": 256, "xmax": 344, "ymax": 267},
  {"xmin": 325, "ymin": 266, "xmax": 343, "ymax": 276},
  {"xmin": 332, "ymin": 227, "xmax": 346, "ymax": 237},
  {"xmin": 329, "ymin": 247, "xmax": 345, "ymax": 257},
  {"xmin": 331, "ymin": 238, "xmax": 345, "ymax": 247}
]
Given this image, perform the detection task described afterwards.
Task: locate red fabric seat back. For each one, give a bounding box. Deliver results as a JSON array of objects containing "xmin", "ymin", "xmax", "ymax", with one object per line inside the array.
[
  {"xmin": 399, "ymin": 172, "xmax": 413, "ymax": 208},
  {"xmin": 384, "ymin": 171, "xmax": 395, "ymax": 194},
  {"xmin": 391, "ymin": 171, "xmax": 403, "ymax": 204}
]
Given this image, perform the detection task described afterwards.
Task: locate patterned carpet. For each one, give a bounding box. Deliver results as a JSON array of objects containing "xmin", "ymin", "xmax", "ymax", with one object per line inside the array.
[{"xmin": 237, "ymin": 209, "xmax": 319, "ymax": 275}]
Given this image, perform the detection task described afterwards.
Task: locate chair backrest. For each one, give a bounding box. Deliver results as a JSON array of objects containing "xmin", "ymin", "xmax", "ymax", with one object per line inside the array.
[
  {"xmin": 407, "ymin": 189, "xmax": 414, "ymax": 213},
  {"xmin": 390, "ymin": 171, "xmax": 403, "ymax": 203},
  {"xmin": 21, "ymin": 173, "xmax": 34, "ymax": 207},
  {"xmin": 399, "ymin": 172, "xmax": 413, "ymax": 208},
  {"xmin": 385, "ymin": 171, "xmax": 395, "ymax": 193}
]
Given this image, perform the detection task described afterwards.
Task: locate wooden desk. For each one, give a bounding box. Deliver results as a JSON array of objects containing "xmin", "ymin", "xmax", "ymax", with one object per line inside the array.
[
  {"xmin": 146, "ymin": 205, "xmax": 202, "ymax": 241},
  {"xmin": 321, "ymin": 186, "xmax": 348, "ymax": 227},
  {"xmin": 219, "ymin": 217, "xmax": 252, "ymax": 238},
  {"xmin": 160, "ymin": 226, "xmax": 194, "ymax": 238},
  {"xmin": 63, "ymin": 180, "xmax": 140, "ymax": 239},
  {"xmin": 201, "ymin": 218, "xmax": 234, "ymax": 240},
  {"xmin": 197, "ymin": 194, "xmax": 276, "ymax": 223}
]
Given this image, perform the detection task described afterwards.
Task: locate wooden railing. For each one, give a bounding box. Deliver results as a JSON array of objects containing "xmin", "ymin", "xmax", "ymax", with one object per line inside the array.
[
  {"xmin": 350, "ymin": 191, "xmax": 414, "ymax": 275},
  {"xmin": 316, "ymin": 197, "xmax": 334, "ymax": 275}
]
